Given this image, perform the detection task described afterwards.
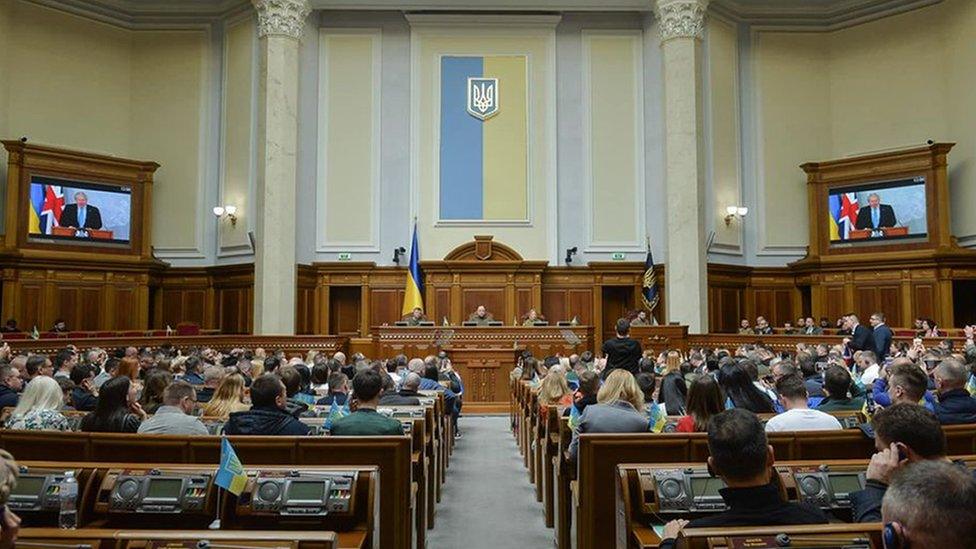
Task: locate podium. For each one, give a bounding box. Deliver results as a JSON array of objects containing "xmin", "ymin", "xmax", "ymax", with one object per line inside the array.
[
  {"xmin": 848, "ymin": 226, "xmax": 908, "ymax": 240},
  {"xmin": 50, "ymin": 227, "xmax": 114, "ymax": 240}
]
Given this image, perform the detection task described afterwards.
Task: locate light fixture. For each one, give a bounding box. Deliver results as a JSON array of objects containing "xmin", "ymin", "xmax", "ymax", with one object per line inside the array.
[
  {"xmin": 565, "ymin": 246, "xmax": 578, "ymax": 265},
  {"xmin": 212, "ymin": 205, "xmax": 238, "ymax": 226},
  {"xmin": 392, "ymin": 246, "xmax": 407, "ymax": 265},
  {"xmin": 724, "ymin": 205, "xmax": 748, "ymax": 226}
]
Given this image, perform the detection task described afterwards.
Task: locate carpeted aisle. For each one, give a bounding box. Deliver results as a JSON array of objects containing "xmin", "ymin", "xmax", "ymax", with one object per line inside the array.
[{"xmin": 426, "ymin": 415, "xmax": 553, "ymax": 548}]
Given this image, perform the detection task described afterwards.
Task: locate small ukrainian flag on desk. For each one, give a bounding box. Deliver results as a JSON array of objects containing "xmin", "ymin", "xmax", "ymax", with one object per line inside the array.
[{"xmin": 215, "ymin": 438, "xmax": 247, "ymax": 496}]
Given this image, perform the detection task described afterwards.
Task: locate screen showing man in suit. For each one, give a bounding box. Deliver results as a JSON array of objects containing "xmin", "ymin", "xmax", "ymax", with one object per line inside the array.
[
  {"xmin": 827, "ymin": 177, "xmax": 927, "ymax": 244},
  {"xmin": 27, "ymin": 176, "xmax": 132, "ymax": 244}
]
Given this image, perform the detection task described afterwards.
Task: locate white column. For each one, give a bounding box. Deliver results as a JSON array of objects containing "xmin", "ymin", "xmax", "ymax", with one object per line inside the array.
[
  {"xmin": 655, "ymin": 0, "xmax": 709, "ymax": 332},
  {"xmin": 252, "ymin": 0, "xmax": 310, "ymax": 334}
]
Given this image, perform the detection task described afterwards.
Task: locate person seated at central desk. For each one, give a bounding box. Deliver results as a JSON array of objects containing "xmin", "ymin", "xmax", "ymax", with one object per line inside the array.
[
  {"xmin": 402, "ymin": 307, "xmax": 428, "ymax": 326},
  {"xmin": 467, "ymin": 305, "xmax": 494, "ymax": 326},
  {"xmin": 522, "ymin": 308, "xmax": 544, "ymax": 326},
  {"xmin": 659, "ymin": 409, "xmax": 829, "ymax": 548}
]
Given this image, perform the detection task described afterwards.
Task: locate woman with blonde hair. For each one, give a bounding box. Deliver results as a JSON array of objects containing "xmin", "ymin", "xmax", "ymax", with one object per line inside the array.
[
  {"xmin": 567, "ymin": 369, "xmax": 648, "ymax": 459},
  {"xmin": 6, "ymin": 376, "xmax": 70, "ymax": 431},
  {"xmin": 201, "ymin": 373, "xmax": 250, "ymax": 419},
  {"xmin": 537, "ymin": 369, "xmax": 573, "ymax": 421}
]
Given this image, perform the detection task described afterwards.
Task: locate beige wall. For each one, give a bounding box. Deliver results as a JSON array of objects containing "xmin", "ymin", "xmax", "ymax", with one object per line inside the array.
[
  {"xmin": 0, "ymin": 1, "xmax": 210, "ymax": 256},
  {"xmin": 219, "ymin": 17, "xmax": 255, "ymax": 257},
  {"xmin": 707, "ymin": 17, "xmax": 742, "ymax": 253},
  {"xmin": 755, "ymin": 0, "xmax": 976, "ymax": 250}
]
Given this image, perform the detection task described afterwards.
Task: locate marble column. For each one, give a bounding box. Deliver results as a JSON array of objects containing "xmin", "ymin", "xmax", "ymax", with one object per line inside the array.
[
  {"xmin": 655, "ymin": 0, "xmax": 709, "ymax": 332},
  {"xmin": 252, "ymin": 0, "xmax": 310, "ymax": 334}
]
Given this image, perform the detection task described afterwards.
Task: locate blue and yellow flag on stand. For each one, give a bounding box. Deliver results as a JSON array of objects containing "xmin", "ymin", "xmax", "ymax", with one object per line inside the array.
[
  {"xmin": 568, "ymin": 403, "xmax": 581, "ymax": 430},
  {"xmin": 215, "ymin": 438, "xmax": 247, "ymax": 496},
  {"xmin": 402, "ymin": 222, "xmax": 424, "ymax": 316},
  {"xmin": 324, "ymin": 399, "xmax": 351, "ymax": 431},
  {"xmin": 648, "ymin": 402, "xmax": 667, "ymax": 433}
]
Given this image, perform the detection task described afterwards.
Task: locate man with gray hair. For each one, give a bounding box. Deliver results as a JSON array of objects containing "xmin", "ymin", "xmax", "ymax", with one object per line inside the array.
[
  {"xmin": 137, "ymin": 381, "xmax": 208, "ymax": 436},
  {"xmin": 881, "ymin": 460, "xmax": 976, "ymax": 548},
  {"xmin": 59, "ymin": 191, "xmax": 103, "ymax": 230},
  {"xmin": 379, "ymin": 372, "xmax": 422, "ymax": 406},
  {"xmin": 932, "ymin": 358, "xmax": 976, "ymax": 424},
  {"xmin": 855, "ymin": 191, "xmax": 896, "ymax": 230}
]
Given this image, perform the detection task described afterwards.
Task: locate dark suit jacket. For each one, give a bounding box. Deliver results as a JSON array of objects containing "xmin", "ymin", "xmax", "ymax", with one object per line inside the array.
[
  {"xmin": 60, "ymin": 204, "xmax": 103, "ymax": 230},
  {"xmin": 849, "ymin": 324, "xmax": 873, "ymax": 352},
  {"xmin": 854, "ymin": 204, "xmax": 896, "ymax": 230},
  {"xmin": 872, "ymin": 324, "xmax": 893, "ymax": 361}
]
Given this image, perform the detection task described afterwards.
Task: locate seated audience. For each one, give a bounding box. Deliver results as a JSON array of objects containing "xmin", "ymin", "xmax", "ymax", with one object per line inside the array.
[
  {"xmin": 796, "ymin": 352, "xmax": 825, "ymax": 397},
  {"xmin": 137, "ymin": 381, "xmax": 208, "ymax": 436},
  {"xmin": 636, "ymin": 372, "xmax": 665, "ymax": 420},
  {"xmin": 753, "ymin": 316, "xmax": 773, "ymax": 335},
  {"xmin": 92, "ymin": 357, "xmax": 118, "ymax": 389},
  {"xmin": 224, "ymin": 374, "xmax": 310, "ymax": 436},
  {"xmin": 330, "ymin": 369, "xmax": 404, "ymax": 436},
  {"xmin": 197, "ymin": 366, "xmax": 224, "ymax": 403},
  {"xmin": 782, "ymin": 321, "xmax": 797, "ymax": 335},
  {"xmin": 0, "ymin": 366, "xmax": 21, "ymax": 409},
  {"xmin": 802, "ymin": 317, "xmax": 823, "ymax": 335},
  {"xmin": 117, "ymin": 356, "xmax": 141, "ymax": 381},
  {"xmin": 765, "ymin": 375, "xmax": 842, "ymax": 432},
  {"xmin": 5, "ymin": 376, "xmax": 69, "ymax": 431},
  {"xmin": 737, "ymin": 319, "xmax": 751, "ymax": 334},
  {"xmin": 872, "ymin": 359, "xmax": 935, "ymax": 410},
  {"xmin": 659, "ymin": 409, "xmax": 828, "ymax": 548},
  {"xmin": 849, "ymin": 403, "xmax": 960, "ymax": 522},
  {"xmin": 718, "ymin": 363, "xmax": 776, "ymax": 413},
  {"xmin": 881, "ymin": 461, "xmax": 976, "ymax": 549},
  {"xmin": 657, "ymin": 360, "xmax": 688, "ymax": 415},
  {"xmin": 79, "ymin": 376, "xmax": 145, "ymax": 433},
  {"xmin": 932, "ymin": 358, "xmax": 976, "ymax": 424},
  {"xmin": 855, "ymin": 350, "xmax": 881, "ymax": 386},
  {"xmin": 815, "ymin": 365, "xmax": 865, "ymax": 412},
  {"xmin": 564, "ymin": 370, "xmax": 600, "ymax": 417},
  {"xmin": 278, "ymin": 365, "xmax": 312, "ymax": 415},
  {"xmin": 201, "ymin": 373, "xmax": 250, "ymax": 419},
  {"xmin": 379, "ymin": 372, "xmax": 423, "ymax": 406},
  {"xmin": 537, "ymin": 369, "xmax": 573, "ymax": 420},
  {"xmin": 139, "ymin": 369, "xmax": 172, "ymax": 415},
  {"xmin": 676, "ymin": 375, "xmax": 725, "ymax": 433},
  {"xmin": 567, "ymin": 369, "xmax": 649, "ymax": 460},
  {"xmin": 317, "ymin": 372, "xmax": 350, "ymax": 406},
  {"xmin": 69, "ymin": 364, "xmax": 98, "ymax": 412},
  {"xmin": 180, "ymin": 356, "xmax": 205, "ymax": 386},
  {"xmin": 52, "ymin": 349, "xmax": 77, "ymax": 379}
]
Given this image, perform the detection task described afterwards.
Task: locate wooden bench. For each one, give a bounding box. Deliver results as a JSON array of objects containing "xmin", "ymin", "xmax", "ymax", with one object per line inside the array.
[
  {"xmin": 16, "ymin": 527, "xmax": 344, "ymax": 549},
  {"xmin": 0, "ymin": 432, "xmax": 413, "ymax": 549},
  {"xmin": 573, "ymin": 426, "xmax": 976, "ymax": 549}
]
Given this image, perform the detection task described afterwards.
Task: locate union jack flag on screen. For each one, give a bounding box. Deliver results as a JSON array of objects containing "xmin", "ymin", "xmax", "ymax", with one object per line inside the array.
[{"xmin": 829, "ymin": 192, "xmax": 859, "ymax": 241}]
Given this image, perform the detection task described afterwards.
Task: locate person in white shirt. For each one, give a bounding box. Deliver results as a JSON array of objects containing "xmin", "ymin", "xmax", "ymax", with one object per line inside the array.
[
  {"xmin": 765, "ymin": 374, "xmax": 843, "ymax": 432},
  {"xmin": 857, "ymin": 350, "xmax": 881, "ymax": 386}
]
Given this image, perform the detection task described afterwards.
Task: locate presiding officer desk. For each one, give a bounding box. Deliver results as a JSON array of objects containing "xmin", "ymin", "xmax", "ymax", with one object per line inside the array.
[{"xmin": 374, "ymin": 325, "xmax": 593, "ymax": 412}]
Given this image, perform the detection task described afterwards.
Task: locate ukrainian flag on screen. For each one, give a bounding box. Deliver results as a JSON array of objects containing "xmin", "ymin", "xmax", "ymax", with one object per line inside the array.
[
  {"xmin": 28, "ymin": 184, "xmax": 45, "ymax": 234},
  {"xmin": 440, "ymin": 55, "xmax": 527, "ymax": 221}
]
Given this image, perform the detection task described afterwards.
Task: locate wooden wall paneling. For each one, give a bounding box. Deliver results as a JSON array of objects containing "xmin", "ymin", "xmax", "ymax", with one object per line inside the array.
[
  {"xmin": 113, "ymin": 287, "xmax": 137, "ymax": 330},
  {"xmin": 370, "ymin": 288, "xmax": 405, "ymax": 328},
  {"xmin": 878, "ymin": 286, "xmax": 900, "ymax": 327},
  {"xmin": 433, "ymin": 288, "xmax": 450, "ymax": 325},
  {"xmin": 824, "ymin": 286, "xmax": 846, "ymax": 322},
  {"xmin": 329, "ymin": 286, "xmax": 361, "ymax": 336},
  {"xmin": 19, "ymin": 283, "xmax": 42, "ymax": 332},
  {"xmin": 568, "ymin": 289, "xmax": 593, "ymax": 325},
  {"xmin": 912, "ymin": 284, "xmax": 935, "ymax": 322},
  {"xmin": 516, "ymin": 287, "xmax": 533, "ymax": 321},
  {"xmin": 541, "ymin": 289, "xmax": 567, "ymax": 324}
]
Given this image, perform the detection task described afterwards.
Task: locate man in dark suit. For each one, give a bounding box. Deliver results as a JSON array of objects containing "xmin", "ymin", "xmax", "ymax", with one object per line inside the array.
[
  {"xmin": 845, "ymin": 313, "xmax": 873, "ymax": 353},
  {"xmin": 854, "ymin": 193, "xmax": 896, "ymax": 230},
  {"xmin": 59, "ymin": 191, "xmax": 103, "ymax": 230},
  {"xmin": 379, "ymin": 372, "xmax": 423, "ymax": 406},
  {"xmin": 869, "ymin": 312, "xmax": 893, "ymax": 362}
]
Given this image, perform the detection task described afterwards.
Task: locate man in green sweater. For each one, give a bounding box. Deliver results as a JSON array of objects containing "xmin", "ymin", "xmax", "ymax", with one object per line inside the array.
[{"xmin": 330, "ymin": 369, "xmax": 404, "ymax": 436}]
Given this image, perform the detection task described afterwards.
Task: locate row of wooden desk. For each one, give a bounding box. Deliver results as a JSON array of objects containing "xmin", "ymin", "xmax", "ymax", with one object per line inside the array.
[
  {"xmin": 510, "ymin": 379, "xmax": 976, "ymax": 549},
  {"xmin": 1, "ymin": 391, "xmax": 453, "ymax": 549}
]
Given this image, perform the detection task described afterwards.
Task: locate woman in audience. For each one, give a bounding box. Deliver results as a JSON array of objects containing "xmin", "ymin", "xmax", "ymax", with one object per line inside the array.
[
  {"xmin": 636, "ymin": 373, "xmax": 667, "ymax": 432},
  {"xmin": 5, "ymin": 376, "xmax": 70, "ymax": 431},
  {"xmin": 717, "ymin": 362, "xmax": 776, "ymax": 413},
  {"xmin": 116, "ymin": 356, "xmax": 141, "ymax": 381},
  {"xmin": 676, "ymin": 375, "xmax": 725, "ymax": 432},
  {"xmin": 921, "ymin": 318, "xmax": 940, "ymax": 338},
  {"xmin": 79, "ymin": 376, "xmax": 146, "ymax": 433},
  {"xmin": 537, "ymin": 369, "xmax": 573, "ymax": 421},
  {"xmin": 657, "ymin": 356, "xmax": 689, "ymax": 415},
  {"xmin": 567, "ymin": 369, "xmax": 649, "ymax": 460},
  {"xmin": 138, "ymin": 369, "xmax": 172, "ymax": 415},
  {"xmin": 201, "ymin": 373, "xmax": 250, "ymax": 419}
]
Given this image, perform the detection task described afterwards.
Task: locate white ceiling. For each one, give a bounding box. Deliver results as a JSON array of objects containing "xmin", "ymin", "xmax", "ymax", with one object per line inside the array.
[{"xmin": 23, "ymin": 0, "xmax": 943, "ymax": 29}]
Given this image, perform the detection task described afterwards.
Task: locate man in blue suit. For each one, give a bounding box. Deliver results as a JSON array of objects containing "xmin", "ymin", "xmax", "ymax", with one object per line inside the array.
[{"xmin": 869, "ymin": 312, "xmax": 893, "ymax": 363}]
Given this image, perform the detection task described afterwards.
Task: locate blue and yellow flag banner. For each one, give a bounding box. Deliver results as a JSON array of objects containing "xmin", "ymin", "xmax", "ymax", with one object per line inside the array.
[
  {"xmin": 215, "ymin": 438, "xmax": 247, "ymax": 496},
  {"xmin": 439, "ymin": 55, "xmax": 527, "ymax": 221},
  {"xmin": 568, "ymin": 403, "xmax": 581, "ymax": 430},
  {"xmin": 402, "ymin": 223, "xmax": 424, "ymax": 316},
  {"xmin": 324, "ymin": 400, "xmax": 351, "ymax": 431},
  {"xmin": 648, "ymin": 402, "xmax": 667, "ymax": 433}
]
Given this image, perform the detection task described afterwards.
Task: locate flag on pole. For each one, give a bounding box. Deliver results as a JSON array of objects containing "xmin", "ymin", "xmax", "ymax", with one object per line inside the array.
[
  {"xmin": 641, "ymin": 239, "xmax": 659, "ymax": 314},
  {"xmin": 324, "ymin": 399, "xmax": 351, "ymax": 431},
  {"xmin": 401, "ymin": 222, "xmax": 425, "ymax": 316},
  {"xmin": 30, "ymin": 326, "xmax": 39, "ymax": 340},
  {"xmin": 215, "ymin": 438, "xmax": 247, "ymax": 496}
]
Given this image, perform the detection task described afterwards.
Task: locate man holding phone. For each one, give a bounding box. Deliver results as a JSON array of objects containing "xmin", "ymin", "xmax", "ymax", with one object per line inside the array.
[{"xmin": 850, "ymin": 404, "xmax": 957, "ymax": 522}]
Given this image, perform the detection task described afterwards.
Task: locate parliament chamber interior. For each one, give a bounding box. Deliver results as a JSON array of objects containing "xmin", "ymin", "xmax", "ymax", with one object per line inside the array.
[{"xmin": 0, "ymin": 0, "xmax": 976, "ymax": 548}]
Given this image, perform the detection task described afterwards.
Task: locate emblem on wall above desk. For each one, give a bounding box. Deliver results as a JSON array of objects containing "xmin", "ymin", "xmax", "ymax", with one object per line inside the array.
[{"xmin": 467, "ymin": 77, "xmax": 499, "ymax": 120}]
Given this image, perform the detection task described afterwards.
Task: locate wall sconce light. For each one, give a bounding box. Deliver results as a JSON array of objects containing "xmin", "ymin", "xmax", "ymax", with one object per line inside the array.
[
  {"xmin": 724, "ymin": 205, "xmax": 748, "ymax": 226},
  {"xmin": 565, "ymin": 246, "xmax": 578, "ymax": 264},
  {"xmin": 213, "ymin": 205, "xmax": 238, "ymax": 226},
  {"xmin": 392, "ymin": 246, "xmax": 407, "ymax": 265}
]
